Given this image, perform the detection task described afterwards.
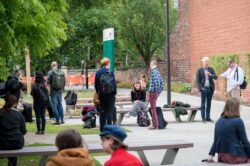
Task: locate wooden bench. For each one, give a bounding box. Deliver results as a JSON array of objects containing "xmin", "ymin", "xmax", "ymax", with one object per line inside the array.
[
  {"xmin": 116, "ymin": 106, "xmax": 200, "ymax": 125},
  {"xmin": 0, "ymin": 140, "xmax": 193, "ymax": 166}
]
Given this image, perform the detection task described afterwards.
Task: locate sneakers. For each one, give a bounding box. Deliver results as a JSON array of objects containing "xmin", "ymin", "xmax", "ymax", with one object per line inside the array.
[
  {"xmin": 124, "ymin": 113, "xmax": 130, "ymax": 118},
  {"xmin": 148, "ymin": 126, "xmax": 158, "ymax": 130},
  {"xmin": 53, "ymin": 121, "xmax": 60, "ymax": 125},
  {"xmin": 61, "ymin": 120, "xmax": 65, "ymax": 124},
  {"xmin": 206, "ymin": 119, "xmax": 214, "ymax": 122}
]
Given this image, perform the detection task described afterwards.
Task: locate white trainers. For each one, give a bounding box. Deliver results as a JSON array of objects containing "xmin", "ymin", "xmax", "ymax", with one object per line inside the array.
[{"xmin": 124, "ymin": 112, "xmax": 130, "ymax": 118}]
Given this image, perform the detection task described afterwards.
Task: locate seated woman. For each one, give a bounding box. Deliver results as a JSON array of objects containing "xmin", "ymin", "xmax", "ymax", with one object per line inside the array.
[
  {"xmin": 125, "ymin": 82, "xmax": 147, "ymax": 118},
  {"xmin": 46, "ymin": 129, "xmax": 94, "ymax": 166},
  {"xmin": 100, "ymin": 125, "xmax": 143, "ymax": 166},
  {"xmin": 208, "ymin": 97, "xmax": 250, "ymax": 164},
  {"xmin": 0, "ymin": 95, "xmax": 27, "ymax": 166}
]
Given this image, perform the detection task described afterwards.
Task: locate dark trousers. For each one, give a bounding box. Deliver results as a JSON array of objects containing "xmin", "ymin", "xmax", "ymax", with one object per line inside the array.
[
  {"xmin": 34, "ymin": 106, "xmax": 46, "ymax": 132},
  {"xmin": 200, "ymin": 87, "xmax": 213, "ymax": 120},
  {"xmin": 47, "ymin": 105, "xmax": 54, "ymax": 119},
  {"xmin": 99, "ymin": 94, "xmax": 116, "ymax": 131},
  {"xmin": 8, "ymin": 157, "xmax": 17, "ymax": 166}
]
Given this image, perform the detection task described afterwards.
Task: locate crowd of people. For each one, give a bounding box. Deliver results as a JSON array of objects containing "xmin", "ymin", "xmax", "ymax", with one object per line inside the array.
[{"xmin": 0, "ymin": 56, "xmax": 249, "ymax": 165}]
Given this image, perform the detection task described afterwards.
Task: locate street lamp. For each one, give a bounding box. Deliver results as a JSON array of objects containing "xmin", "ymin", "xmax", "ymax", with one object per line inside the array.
[{"xmin": 166, "ymin": 0, "xmax": 171, "ymax": 105}]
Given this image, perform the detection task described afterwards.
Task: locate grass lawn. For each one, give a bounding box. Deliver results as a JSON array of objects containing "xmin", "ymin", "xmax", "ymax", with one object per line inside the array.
[
  {"xmin": 0, "ymin": 143, "xmax": 105, "ymax": 166},
  {"xmin": 26, "ymin": 122, "xmax": 100, "ymax": 135}
]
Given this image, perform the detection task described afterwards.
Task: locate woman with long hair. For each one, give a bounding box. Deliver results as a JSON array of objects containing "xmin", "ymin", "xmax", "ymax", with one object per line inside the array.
[
  {"xmin": 208, "ymin": 97, "xmax": 250, "ymax": 164},
  {"xmin": 0, "ymin": 95, "xmax": 27, "ymax": 166}
]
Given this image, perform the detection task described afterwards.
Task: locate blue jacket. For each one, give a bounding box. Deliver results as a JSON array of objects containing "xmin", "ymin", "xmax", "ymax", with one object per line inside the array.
[
  {"xmin": 94, "ymin": 67, "xmax": 117, "ymax": 95},
  {"xmin": 209, "ymin": 117, "xmax": 250, "ymax": 157}
]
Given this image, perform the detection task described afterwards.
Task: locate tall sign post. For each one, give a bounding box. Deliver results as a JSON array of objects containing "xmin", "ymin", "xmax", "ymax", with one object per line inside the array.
[
  {"xmin": 103, "ymin": 28, "xmax": 115, "ymax": 71},
  {"xmin": 166, "ymin": 0, "xmax": 171, "ymax": 105}
]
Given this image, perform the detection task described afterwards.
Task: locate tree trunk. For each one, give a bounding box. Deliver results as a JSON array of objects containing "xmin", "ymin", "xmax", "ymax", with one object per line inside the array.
[{"xmin": 25, "ymin": 48, "xmax": 31, "ymax": 95}]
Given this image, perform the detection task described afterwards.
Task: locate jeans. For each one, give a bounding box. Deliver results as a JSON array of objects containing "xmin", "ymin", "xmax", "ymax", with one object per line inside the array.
[
  {"xmin": 149, "ymin": 92, "xmax": 159, "ymax": 127},
  {"xmin": 34, "ymin": 106, "xmax": 46, "ymax": 132},
  {"xmin": 129, "ymin": 100, "xmax": 147, "ymax": 117},
  {"xmin": 51, "ymin": 91, "xmax": 64, "ymax": 123},
  {"xmin": 200, "ymin": 87, "xmax": 214, "ymax": 120},
  {"xmin": 99, "ymin": 94, "xmax": 116, "ymax": 131}
]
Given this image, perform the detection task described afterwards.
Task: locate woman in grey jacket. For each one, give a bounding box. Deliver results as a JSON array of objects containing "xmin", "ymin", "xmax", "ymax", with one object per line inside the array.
[{"xmin": 208, "ymin": 97, "xmax": 250, "ymax": 164}]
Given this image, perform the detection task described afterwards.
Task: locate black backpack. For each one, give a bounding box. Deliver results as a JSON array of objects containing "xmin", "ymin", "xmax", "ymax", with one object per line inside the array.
[
  {"xmin": 84, "ymin": 116, "xmax": 96, "ymax": 128},
  {"xmin": 99, "ymin": 71, "xmax": 115, "ymax": 94},
  {"xmin": 64, "ymin": 91, "xmax": 77, "ymax": 105},
  {"xmin": 149, "ymin": 107, "xmax": 168, "ymax": 129},
  {"xmin": 51, "ymin": 69, "xmax": 65, "ymax": 90},
  {"xmin": 235, "ymin": 67, "xmax": 247, "ymax": 89},
  {"xmin": 22, "ymin": 103, "xmax": 33, "ymax": 122},
  {"xmin": 137, "ymin": 111, "xmax": 151, "ymax": 127},
  {"xmin": 36, "ymin": 85, "xmax": 50, "ymax": 107}
]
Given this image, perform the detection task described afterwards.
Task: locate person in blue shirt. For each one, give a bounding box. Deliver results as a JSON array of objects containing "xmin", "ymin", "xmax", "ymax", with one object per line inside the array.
[
  {"xmin": 208, "ymin": 97, "xmax": 250, "ymax": 164},
  {"xmin": 148, "ymin": 60, "xmax": 164, "ymax": 130}
]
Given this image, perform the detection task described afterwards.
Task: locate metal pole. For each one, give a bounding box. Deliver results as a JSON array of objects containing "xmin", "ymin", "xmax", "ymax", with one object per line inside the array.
[{"xmin": 166, "ymin": 0, "xmax": 171, "ymax": 105}]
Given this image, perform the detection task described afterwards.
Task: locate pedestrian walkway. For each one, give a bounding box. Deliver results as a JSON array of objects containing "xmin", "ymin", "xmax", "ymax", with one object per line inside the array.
[{"xmin": 24, "ymin": 89, "xmax": 250, "ymax": 165}]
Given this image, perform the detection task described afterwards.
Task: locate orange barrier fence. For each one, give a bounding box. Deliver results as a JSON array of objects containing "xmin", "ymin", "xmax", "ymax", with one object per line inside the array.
[{"xmin": 21, "ymin": 74, "xmax": 95, "ymax": 86}]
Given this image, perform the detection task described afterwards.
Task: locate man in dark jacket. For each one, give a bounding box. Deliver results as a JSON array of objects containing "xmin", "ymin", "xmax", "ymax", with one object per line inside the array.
[
  {"xmin": 94, "ymin": 58, "xmax": 117, "ymax": 131},
  {"xmin": 5, "ymin": 69, "xmax": 23, "ymax": 101},
  {"xmin": 196, "ymin": 57, "xmax": 217, "ymax": 123}
]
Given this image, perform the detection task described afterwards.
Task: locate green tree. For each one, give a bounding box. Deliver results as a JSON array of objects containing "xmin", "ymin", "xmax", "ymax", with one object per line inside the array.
[
  {"xmin": 117, "ymin": 0, "xmax": 177, "ymax": 66},
  {"xmin": 0, "ymin": 0, "xmax": 67, "ymax": 79}
]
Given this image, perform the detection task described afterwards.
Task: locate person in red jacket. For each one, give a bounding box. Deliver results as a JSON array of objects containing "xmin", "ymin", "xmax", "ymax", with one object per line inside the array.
[{"xmin": 100, "ymin": 125, "xmax": 143, "ymax": 166}]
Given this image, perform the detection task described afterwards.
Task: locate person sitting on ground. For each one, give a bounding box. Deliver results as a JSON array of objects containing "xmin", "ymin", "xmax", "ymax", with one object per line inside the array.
[
  {"xmin": 125, "ymin": 82, "xmax": 147, "ymax": 118},
  {"xmin": 0, "ymin": 95, "xmax": 27, "ymax": 166},
  {"xmin": 46, "ymin": 129, "xmax": 94, "ymax": 166},
  {"xmin": 208, "ymin": 97, "xmax": 250, "ymax": 164},
  {"xmin": 100, "ymin": 125, "xmax": 143, "ymax": 166},
  {"xmin": 31, "ymin": 72, "xmax": 50, "ymax": 135}
]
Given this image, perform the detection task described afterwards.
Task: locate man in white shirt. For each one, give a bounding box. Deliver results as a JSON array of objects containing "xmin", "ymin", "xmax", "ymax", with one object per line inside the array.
[{"xmin": 220, "ymin": 58, "xmax": 244, "ymax": 99}]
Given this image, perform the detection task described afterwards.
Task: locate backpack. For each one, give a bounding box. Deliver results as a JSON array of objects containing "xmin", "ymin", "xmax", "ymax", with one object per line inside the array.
[
  {"xmin": 36, "ymin": 84, "xmax": 50, "ymax": 107},
  {"xmin": 64, "ymin": 91, "xmax": 77, "ymax": 105},
  {"xmin": 235, "ymin": 67, "xmax": 247, "ymax": 89},
  {"xmin": 84, "ymin": 116, "xmax": 96, "ymax": 128},
  {"xmin": 137, "ymin": 111, "xmax": 151, "ymax": 127},
  {"xmin": 22, "ymin": 103, "xmax": 33, "ymax": 122},
  {"xmin": 99, "ymin": 71, "xmax": 115, "ymax": 94},
  {"xmin": 51, "ymin": 69, "xmax": 65, "ymax": 90},
  {"xmin": 149, "ymin": 107, "xmax": 168, "ymax": 129},
  {"xmin": 0, "ymin": 81, "xmax": 6, "ymax": 98}
]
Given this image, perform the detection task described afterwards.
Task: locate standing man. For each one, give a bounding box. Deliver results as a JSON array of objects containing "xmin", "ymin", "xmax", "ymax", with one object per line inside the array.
[
  {"xmin": 95, "ymin": 58, "xmax": 117, "ymax": 132},
  {"xmin": 196, "ymin": 57, "xmax": 217, "ymax": 123},
  {"xmin": 47, "ymin": 62, "xmax": 65, "ymax": 125},
  {"xmin": 220, "ymin": 58, "xmax": 244, "ymax": 99},
  {"xmin": 148, "ymin": 60, "xmax": 164, "ymax": 130},
  {"xmin": 5, "ymin": 69, "xmax": 23, "ymax": 101}
]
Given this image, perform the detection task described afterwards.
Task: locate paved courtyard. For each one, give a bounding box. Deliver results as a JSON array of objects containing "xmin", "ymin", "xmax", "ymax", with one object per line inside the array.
[{"xmin": 25, "ymin": 89, "xmax": 250, "ymax": 165}]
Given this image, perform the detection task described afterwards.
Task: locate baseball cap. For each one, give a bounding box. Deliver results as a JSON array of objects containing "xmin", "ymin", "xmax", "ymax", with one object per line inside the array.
[
  {"xmin": 227, "ymin": 58, "xmax": 234, "ymax": 66},
  {"xmin": 100, "ymin": 125, "xmax": 127, "ymax": 142}
]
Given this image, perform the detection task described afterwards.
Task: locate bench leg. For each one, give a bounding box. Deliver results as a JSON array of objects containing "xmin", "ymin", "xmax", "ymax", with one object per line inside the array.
[
  {"xmin": 137, "ymin": 150, "xmax": 149, "ymax": 166},
  {"xmin": 161, "ymin": 148, "xmax": 179, "ymax": 165},
  {"xmin": 172, "ymin": 111, "xmax": 182, "ymax": 122},
  {"xmin": 117, "ymin": 113, "xmax": 125, "ymax": 126},
  {"xmin": 39, "ymin": 155, "xmax": 49, "ymax": 166},
  {"xmin": 187, "ymin": 110, "xmax": 197, "ymax": 122}
]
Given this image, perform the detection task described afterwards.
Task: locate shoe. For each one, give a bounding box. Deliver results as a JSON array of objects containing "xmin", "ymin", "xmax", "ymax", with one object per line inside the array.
[
  {"xmin": 53, "ymin": 121, "xmax": 60, "ymax": 125},
  {"xmin": 202, "ymin": 119, "xmax": 206, "ymax": 123},
  {"xmin": 41, "ymin": 131, "xmax": 45, "ymax": 134},
  {"xmin": 61, "ymin": 121, "xmax": 65, "ymax": 124},
  {"xmin": 148, "ymin": 126, "xmax": 158, "ymax": 130},
  {"xmin": 206, "ymin": 119, "xmax": 214, "ymax": 122},
  {"xmin": 124, "ymin": 113, "xmax": 130, "ymax": 118},
  {"xmin": 36, "ymin": 131, "xmax": 41, "ymax": 135}
]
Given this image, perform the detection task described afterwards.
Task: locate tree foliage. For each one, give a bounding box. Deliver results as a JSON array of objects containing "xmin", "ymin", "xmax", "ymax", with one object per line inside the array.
[
  {"xmin": 0, "ymin": 0, "xmax": 67, "ymax": 78},
  {"xmin": 116, "ymin": 0, "xmax": 177, "ymax": 66}
]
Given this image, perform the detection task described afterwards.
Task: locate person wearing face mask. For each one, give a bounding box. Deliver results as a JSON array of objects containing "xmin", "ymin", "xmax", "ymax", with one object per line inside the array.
[
  {"xmin": 196, "ymin": 56, "xmax": 217, "ymax": 123},
  {"xmin": 94, "ymin": 58, "xmax": 117, "ymax": 131},
  {"xmin": 220, "ymin": 58, "xmax": 244, "ymax": 99}
]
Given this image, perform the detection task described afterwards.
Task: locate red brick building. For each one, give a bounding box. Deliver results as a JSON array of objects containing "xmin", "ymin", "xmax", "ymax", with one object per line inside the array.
[{"xmin": 170, "ymin": 0, "xmax": 250, "ymax": 102}]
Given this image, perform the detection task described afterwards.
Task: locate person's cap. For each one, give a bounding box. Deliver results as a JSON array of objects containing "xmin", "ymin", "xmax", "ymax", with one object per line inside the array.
[
  {"xmin": 227, "ymin": 58, "xmax": 234, "ymax": 66},
  {"xmin": 100, "ymin": 125, "xmax": 127, "ymax": 142}
]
